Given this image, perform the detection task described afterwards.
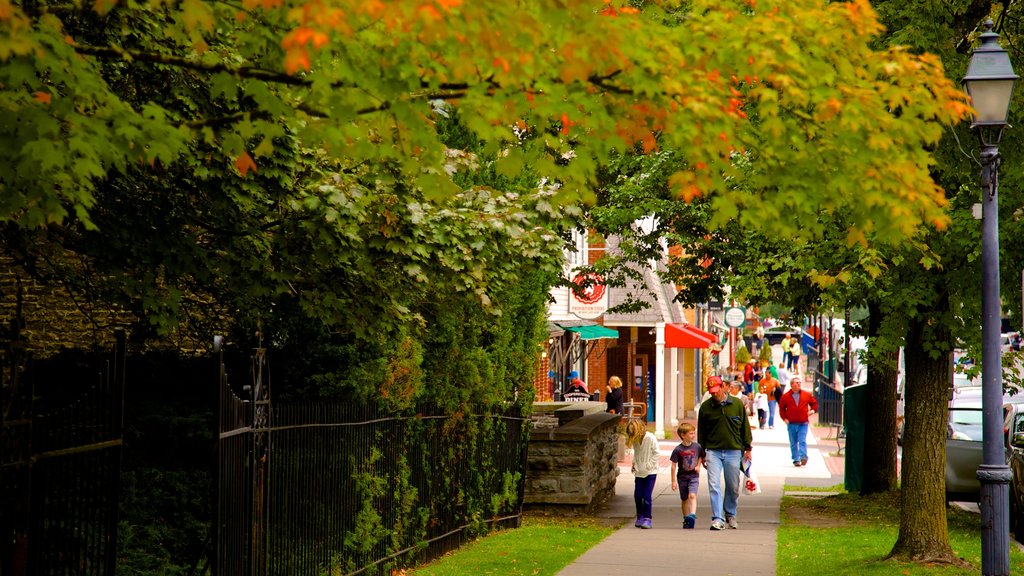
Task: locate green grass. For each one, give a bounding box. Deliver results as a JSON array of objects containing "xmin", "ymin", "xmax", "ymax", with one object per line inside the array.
[
  {"xmin": 778, "ymin": 490, "xmax": 1024, "ymax": 575},
  {"xmin": 408, "ymin": 490, "xmax": 1024, "ymax": 576},
  {"xmin": 784, "ymin": 483, "xmax": 846, "ymax": 493},
  {"xmin": 408, "ymin": 514, "xmax": 620, "ymax": 576}
]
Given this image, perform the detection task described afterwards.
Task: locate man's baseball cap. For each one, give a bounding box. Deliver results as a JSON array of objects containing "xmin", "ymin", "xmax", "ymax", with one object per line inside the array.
[{"xmin": 706, "ymin": 376, "xmax": 724, "ymax": 394}]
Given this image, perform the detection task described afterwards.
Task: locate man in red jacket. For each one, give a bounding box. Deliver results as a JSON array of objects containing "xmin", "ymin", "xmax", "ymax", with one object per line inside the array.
[{"xmin": 777, "ymin": 376, "xmax": 818, "ymax": 467}]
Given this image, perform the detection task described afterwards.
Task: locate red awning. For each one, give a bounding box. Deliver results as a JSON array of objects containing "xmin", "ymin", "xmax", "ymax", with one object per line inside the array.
[
  {"xmin": 665, "ymin": 323, "xmax": 715, "ymax": 349},
  {"xmin": 685, "ymin": 324, "xmax": 717, "ymax": 342}
]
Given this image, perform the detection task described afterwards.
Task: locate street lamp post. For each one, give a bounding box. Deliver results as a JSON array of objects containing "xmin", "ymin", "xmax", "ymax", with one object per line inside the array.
[{"xmin": 963, "ymin": 19, "xmax": 1018, "ymax": 576}]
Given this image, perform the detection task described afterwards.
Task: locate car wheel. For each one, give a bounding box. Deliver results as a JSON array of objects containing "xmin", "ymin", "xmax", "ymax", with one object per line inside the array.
[{"xmin": 897, "ymin": 422, "xmax": 904, "ymax": 447}]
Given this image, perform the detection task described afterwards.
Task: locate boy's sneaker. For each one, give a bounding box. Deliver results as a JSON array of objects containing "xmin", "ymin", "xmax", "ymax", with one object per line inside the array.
[
  {"xmin": 640, "ymin": 518, "xmax": 653, "ymax": 529},
  {"xmin": 709, "ymin": 518, "xmax": 725, "ymax": 531},
  {"xmin": 635, "ymin": 517, "xmax": 643, "ymax": 528},
  {"xmin": 726, "ymin": 516, "xmax": 738, "ymax": 529},
  {"xmin": 683, "ymin": 514, "xmax": 696, "ymax": 529}
]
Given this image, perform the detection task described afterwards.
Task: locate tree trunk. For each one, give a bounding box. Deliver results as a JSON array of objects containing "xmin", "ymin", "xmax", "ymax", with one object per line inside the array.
[
  {"xmin": 888, "ymin": 315, "xmax": 962, "ymax": 564},
  {"xmin": 861, "ymin": 301, "xmax": 899, "ymax": 494}
]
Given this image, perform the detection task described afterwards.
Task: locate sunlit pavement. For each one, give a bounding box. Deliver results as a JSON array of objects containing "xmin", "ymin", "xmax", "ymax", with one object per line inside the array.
[{"xmin": 562, "ymin": 417, "xmax": 839, "ymax": 576}]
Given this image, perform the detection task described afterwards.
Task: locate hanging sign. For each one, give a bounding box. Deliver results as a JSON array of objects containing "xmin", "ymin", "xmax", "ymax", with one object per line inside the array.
[
  {"xmin": 568, "ymin": 272, "xmax": 608, "ymax": 319},
  {"xmin": 724, "ymin": 306, "xmax": 747, "ymax": 328}
]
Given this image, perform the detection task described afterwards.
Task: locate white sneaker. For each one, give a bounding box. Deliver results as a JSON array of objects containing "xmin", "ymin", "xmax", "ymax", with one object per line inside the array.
[{"xmin": 726, "ymin": 516, "xmax": 738, "ymax": 529}]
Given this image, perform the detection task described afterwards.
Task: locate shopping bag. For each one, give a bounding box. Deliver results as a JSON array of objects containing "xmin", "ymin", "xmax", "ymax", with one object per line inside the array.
[{"xmin": 740, "ymin": 456, "xmax": 761, "ymax": 495}]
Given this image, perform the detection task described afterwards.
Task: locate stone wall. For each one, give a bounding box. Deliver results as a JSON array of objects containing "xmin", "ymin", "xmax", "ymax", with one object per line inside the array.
[
  {"xmin": 525, "ymin": 401, "xmax": 621, "ymax": 513},
  {"xmin": 0, "ymin": 256, "xmax": 130, "ymax": 354}
]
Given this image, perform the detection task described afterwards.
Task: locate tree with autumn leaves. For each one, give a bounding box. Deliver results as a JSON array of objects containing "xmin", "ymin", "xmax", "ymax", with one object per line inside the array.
[
  {"xmin": 0, "ymin": 0, "xmax": 985, "ymax": 570},
  {"xmin": 0, "ymin": 0, "xmax": 972, "ymax": 343},
  {"xmin": 2, "ymin": 0, "xmax": 967, "ymax": 233}
]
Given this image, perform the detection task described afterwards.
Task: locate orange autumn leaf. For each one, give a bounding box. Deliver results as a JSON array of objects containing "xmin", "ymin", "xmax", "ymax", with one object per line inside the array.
[
  {"xmin": 283, "ymin": 48, "xmax": 311, "ymax": 74},
  {"xmin": 641, "ymin": 133, "xmax": 656, "ymax": 153},
  {"xmin": 669, "ymin": 171, "xmax": 702, "ymax": 202},
  {"xmin": 560, "ymin": 113, "xmax": 576, "ymax": 135},
  {"xmin": 418, "ymin": 4, "xmax": 440, "ymax": 19},
  {"xmin": 33, "ymin": 91, "xmax": 51, "ymax": 105},
  {"xmin": 946, "ymin": 99, "xmax": 972, "ymax": 120},
  {"xmin": 235, "ymin": 152, "xmax": 257, "ymax": 177},
  {"xmin": 682, "ymin": 184, "xmax": 702, "ymax": 202}
]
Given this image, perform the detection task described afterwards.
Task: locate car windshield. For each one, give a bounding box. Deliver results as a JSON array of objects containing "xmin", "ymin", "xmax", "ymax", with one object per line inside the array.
[
  {"xmin": 952, "ymin": 373, "xmax": 980, "ymax": 389},
  {"xmin": 949, "ymin": 407, "xmax": 983, "ymax": 441}
]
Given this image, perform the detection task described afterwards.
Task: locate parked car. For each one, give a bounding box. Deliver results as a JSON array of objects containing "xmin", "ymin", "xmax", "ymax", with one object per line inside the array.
[
  {"xmin": 897, "ymin": 369, "xmax": 981, "ymax": 446},
  {"xmin": 945, "ymin": 388, "xmax": 1024, "ymax": 502},
  {"xmin": 762, "ymin": 326, "xmax": 799, "ymax": 346},
  {"xmin": 1006, "ymin": 409, "xmax": 1024, "ymax": 540},
  {"xmin": 945, "ymin": 401, "xmax": 984, "ymax": 502}
]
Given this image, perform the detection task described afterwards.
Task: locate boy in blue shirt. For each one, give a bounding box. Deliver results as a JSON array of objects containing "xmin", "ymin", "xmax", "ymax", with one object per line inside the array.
[{"xmin": 670, "ymin": 422, "xmax": 703, "ymax": 529}]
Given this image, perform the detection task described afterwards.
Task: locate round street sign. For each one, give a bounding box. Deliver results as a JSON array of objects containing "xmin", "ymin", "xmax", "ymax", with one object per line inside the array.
[{"xmin": 724, "ymin": 307, "xmax": 746, "ymax": 328}]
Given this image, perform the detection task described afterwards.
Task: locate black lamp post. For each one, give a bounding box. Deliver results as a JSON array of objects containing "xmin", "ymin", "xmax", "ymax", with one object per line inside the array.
[{"xmin": 963, "ymin": 18, "xmax": 1017, "ymax": 576}]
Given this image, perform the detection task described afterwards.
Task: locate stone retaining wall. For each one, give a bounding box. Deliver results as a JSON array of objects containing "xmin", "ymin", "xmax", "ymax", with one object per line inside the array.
[{"xmin": 525, "ymin": 401, "xmax": 621, "ymax": 513}]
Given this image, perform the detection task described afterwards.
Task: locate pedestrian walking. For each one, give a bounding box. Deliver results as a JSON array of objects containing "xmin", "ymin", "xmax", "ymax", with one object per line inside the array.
[
  {"xmin": 780, "ymin": 334, "xmax": 793, "ymax": 371},
  {"xmin": 760, "ymin": 370, "xmax": 781, "ymax": 429},
  {"xmin": 790, "ymin": 335, "xmax": 803, "ymax": 373},
  {"xmin": 743, "ymin": 360, "xmax": 759, "ymax": 415},
  {"xmin": 755, "ymin": 384, "xmax": 769, "ymax": 429},
  {"xmin": 605, "ymin": 375, "xmax": 624, "ymax": 415},
  {"xmin": 697, "ymin": 376, "xmax": 753, "ymax": 530},
  {"xmin": 625, "ymin": 419, "xmax": 659, "ymax": 529},
  {"xmin": 777, "ymin": 376, "xmax": 818, "ymax": 467},
  {"xmin": 776, "ymin": 363, "xmax": 791, "ymax": 387},
  {"xmin": 729, "ymin": 380, "xmax": 752, "ymax": 422},
  {"xmin": 670, "ymin": 422, "xmax": 703, "ymax": 529}
]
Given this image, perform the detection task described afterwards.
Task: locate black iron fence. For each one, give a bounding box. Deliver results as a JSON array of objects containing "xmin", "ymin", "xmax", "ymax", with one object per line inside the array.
[
  {"xmin": 216, "ymin": 342, "xmax": 529, "ymax": 576},
  {"xmin": 0, "ymin": 327, "xmax": 126, "ymax": 576},
  {"xmin": 812, "ymin": 367, "xmax": 843, "ymax": 427}
]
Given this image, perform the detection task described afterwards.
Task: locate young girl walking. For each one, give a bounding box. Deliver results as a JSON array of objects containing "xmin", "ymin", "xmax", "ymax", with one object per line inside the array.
[{"xmin": 626, "ymin": 419, "xmax": 660, "ymax": 529}]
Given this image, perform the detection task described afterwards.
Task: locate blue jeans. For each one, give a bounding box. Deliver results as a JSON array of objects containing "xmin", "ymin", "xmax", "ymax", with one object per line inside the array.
[
  {"xmin": 787, "ymin": 421, "xmax": 809, "ymax": 462},
  {"xmin": 705, "ymin": 449, "xmax": 741, "ymax": 521},
  {"xmin": 767, "ymin": 400, "xmax": 777, "ymax": 427},
  {"xmin": 634, "ymin": 474, "xmax": 657, "ymax": 519}
]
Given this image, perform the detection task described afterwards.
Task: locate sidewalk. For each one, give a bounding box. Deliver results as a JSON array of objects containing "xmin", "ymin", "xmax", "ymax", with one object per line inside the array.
[{"xmin": 557, "ymin": 417, "xmax": 843, "ymax": 576}]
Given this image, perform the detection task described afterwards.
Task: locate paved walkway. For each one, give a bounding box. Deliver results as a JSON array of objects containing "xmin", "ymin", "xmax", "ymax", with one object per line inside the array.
[{"xmin": 557, "ymin": 417, "xmax": 843, "ymax": 576}]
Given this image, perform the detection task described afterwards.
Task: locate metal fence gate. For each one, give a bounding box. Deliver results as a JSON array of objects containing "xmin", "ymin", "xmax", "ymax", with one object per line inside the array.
[
  {"xmin": 0, "ymin": 326, "xmax": 126, "ymax": 576},
  {"xmin": 214, "ymin": 339, "xmax": 529, "ymax": 576}
]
